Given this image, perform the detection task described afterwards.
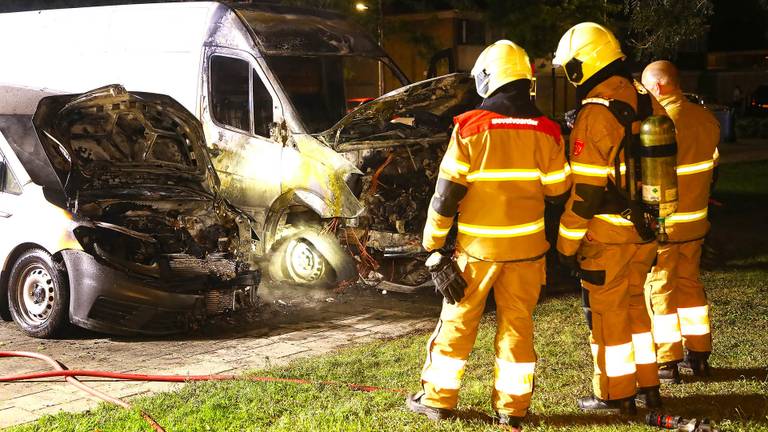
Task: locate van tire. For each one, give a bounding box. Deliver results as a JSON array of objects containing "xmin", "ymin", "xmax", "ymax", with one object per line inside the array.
[
  {"xmin": 7, "ymin": 249, "xmax": 69, "ymax": 338},
  {"xmin": 270, "ymin": 236, "xmax": 335, "ymax": 288}
]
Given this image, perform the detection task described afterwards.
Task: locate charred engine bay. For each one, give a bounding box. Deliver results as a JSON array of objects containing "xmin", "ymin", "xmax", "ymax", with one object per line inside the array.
[
  {"xmin": 73, "ymin": 196, "xmax": 254, "ymax": 291},
  {"xmin": 330, "ymin": 73, "xmax": 478, "ymax": 239},
  {"xmin": 322, "ymin": 75, "xmax": 479, "ymax": 290},
  {"xmin": 32, "ymin": 85, "xmax": 259, "ymax": 295},
  {"xmin": 358, "ymin": 142, "xmax": 442, "ymax": 235}
]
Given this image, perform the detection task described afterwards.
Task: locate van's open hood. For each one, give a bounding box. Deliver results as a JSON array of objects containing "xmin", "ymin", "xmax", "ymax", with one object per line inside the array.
[
  {"xmin": 31, "ymin": 85, "xmax": 219, "ymax": 200},
  {"xmin": 317, "ymin": 73, "xmax": 480, "ymax": 151}
]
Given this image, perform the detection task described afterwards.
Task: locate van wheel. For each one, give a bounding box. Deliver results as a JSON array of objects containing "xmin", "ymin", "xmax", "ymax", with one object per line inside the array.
[
  {"xmin": 269, "ymin": 235, "xmax": 334, "ymax": 288},
  {"xmin": 8, "ymin": 249, "xmax": 69, "ymax": 338},
  {"xmin": 284, "ymin": 238, "xmax": 327, "ymax": 284}
]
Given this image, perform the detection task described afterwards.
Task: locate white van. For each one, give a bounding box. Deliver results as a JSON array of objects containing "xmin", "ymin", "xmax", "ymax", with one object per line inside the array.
[{"xmin": 0, "ymin": 2, "xmax": 478, "ymax": 289}]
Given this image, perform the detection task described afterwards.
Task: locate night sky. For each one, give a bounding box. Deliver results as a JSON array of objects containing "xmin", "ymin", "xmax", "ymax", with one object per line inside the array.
[
  {"xmin": 0, "ymin": 0, "xmax": 766, "ymax": 51},
  {"xmin": 708, "ymin": 0, "xmax": 768, "ymax": 51}
]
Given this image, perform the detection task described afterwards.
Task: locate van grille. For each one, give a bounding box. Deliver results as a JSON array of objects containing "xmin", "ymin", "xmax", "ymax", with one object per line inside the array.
[{"xmin": 88, "ymin": 297, "xmax": 188, "ymax": 334}]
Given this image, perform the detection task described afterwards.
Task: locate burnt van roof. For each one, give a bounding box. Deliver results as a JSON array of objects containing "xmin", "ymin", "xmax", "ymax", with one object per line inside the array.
[{"xmin": 232, "ymin": 3, "xmax": 385, "ymax": 56}]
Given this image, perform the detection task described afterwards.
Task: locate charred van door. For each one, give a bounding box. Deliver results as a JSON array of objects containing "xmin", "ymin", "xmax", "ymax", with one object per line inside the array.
[{"xmin": 201, "ymin": 49, "xmax": 283, "ymax": 227}]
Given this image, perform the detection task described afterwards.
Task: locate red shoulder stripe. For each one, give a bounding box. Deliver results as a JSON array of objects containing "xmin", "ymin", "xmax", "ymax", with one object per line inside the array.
[{"xmin": 454, "ymin": 110, "xmax": 561, "ymax": 142}]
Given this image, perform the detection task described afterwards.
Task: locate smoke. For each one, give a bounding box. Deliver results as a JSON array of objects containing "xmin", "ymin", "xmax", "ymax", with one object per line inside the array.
[{"xmin": 257, "ymin": 225, "xmax": 356, "ymax": 305}]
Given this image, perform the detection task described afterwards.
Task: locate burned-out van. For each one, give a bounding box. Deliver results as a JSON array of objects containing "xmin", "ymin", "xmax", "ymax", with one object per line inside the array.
[
  {"xmin": 0, "ymin": 2, "xmax": 479, "ymax": 290},
  {"xmin": 0, "ymin": 85, "xmax": 261, "ymax": 337}
]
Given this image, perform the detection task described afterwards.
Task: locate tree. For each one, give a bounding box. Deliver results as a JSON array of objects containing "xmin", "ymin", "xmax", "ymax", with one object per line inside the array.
[
  {"xmin": 482, "ymin": 0, "xmax": 623, "ymax": 59},
  {"xmin": 252, "ymin": 0, "xmax": 720, "ymax": 63},
  {"xmin": 624, "ymin": 0, "xmax": 714, "ymax": 60}
]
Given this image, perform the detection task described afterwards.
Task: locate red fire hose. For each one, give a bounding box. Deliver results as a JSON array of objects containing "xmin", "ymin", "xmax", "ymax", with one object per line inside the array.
[{"xmin": 0, "ymin": 351, "xmax": 407, "ymax": 432}]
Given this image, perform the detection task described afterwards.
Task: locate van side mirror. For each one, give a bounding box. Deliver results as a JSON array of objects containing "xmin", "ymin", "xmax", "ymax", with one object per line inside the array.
[{"xmin": 269, "ymin": 121, "xmax": 288, "ymax": 145}]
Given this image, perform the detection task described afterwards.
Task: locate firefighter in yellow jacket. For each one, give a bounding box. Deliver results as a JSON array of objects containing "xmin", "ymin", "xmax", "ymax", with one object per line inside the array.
[
  {"xmin": 553, "ymin": 23, "xmax": 667, "ymax": 414},
  {"xmin": 641, "ymin": 61, "xmax": 720, "ymax": 381},
  {"xmin": 405, "ymin": 40, "xmax": 571, "ymax": 428}
]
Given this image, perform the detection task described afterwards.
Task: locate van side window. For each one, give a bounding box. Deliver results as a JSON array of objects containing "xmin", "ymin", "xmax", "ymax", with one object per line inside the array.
[
  {"xmin": 253, "ymin": 70, "xmax": 273, "ymax": 138},
  {"xmin": 210, "ymin": 55, "xmax": 275, "ymax": 139},
  {"xmin": 210, "ymin": 56, "xmax": 251, "ymax": 132},
  {"xmin": 0, "ymin": 154, "xmax": 22, "ymax": 195}
]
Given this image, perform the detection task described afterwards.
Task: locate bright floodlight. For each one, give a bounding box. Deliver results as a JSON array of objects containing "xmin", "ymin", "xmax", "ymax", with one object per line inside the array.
[{"xmin": 355, "ymin": 2, "xmax": 369, "ymax": 12}]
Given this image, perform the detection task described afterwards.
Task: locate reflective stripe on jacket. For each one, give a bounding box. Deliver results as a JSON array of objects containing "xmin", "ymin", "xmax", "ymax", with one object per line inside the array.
[
  {"xmin": 659, "ymin": 92, "xmax": 720, "ymax": 242},
  {"xmin": 423, "ymin": 110, "xmax": 570, "ymax": 261},
  {"xmin": 557, "ymin": 76, "xmax": 667, "ymax": 256}
]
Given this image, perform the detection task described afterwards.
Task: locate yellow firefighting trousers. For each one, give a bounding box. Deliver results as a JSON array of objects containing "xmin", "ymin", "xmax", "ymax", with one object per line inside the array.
[
  {"xmin": 420, "ymin": 253, "xmax": 545, "ymax": 417},
  {"xmin": 579, "ymin": 238, "xmax": 659, "ymax": 400},
  {"xmin": 645, "ymin": 239, "xmax": 712, "ymax": 364}
]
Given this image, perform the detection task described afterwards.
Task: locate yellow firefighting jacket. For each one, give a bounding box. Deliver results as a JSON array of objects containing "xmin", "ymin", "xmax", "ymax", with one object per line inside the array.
[
  {"xmin": 658, "ymin": 91, "xmax": 720, "ymax": 242},
  {"xmin": 423, "ymin": 110, "xmax": 571, "ymax": 261},
  {"xmin": 557, "ymin": 76, "xmax": 666, "ymax": 256}
]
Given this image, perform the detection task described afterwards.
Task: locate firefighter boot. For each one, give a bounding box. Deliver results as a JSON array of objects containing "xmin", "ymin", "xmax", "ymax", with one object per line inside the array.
[
  {"xmin": 636, "ymin": 385, "xmax": 663, "ymax": 409},
  {"xmin": 577, "ymin": 395, "xmax": 637, "ymax": 415},
  {"xmin": 496, "ymin": 412, "xmax": 524, "ymax": 431},
  {"xmin": 658, "ymin": 362, "xmax": 681, "ymax": 384},
  {"xmin": 405, "ymin": 392, "xmax": 454, "ymax": 421},
  {"xmin": 681, "ymin": 350, "xmax": 711, "ymax": 377}
]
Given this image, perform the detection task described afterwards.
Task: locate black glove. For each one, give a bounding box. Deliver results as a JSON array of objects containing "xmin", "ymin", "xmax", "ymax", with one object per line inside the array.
[
  {"xmin": 558, "ymin": 251, "xmax": 581, "ymax": 279},
  {"xmin": 623, "ymin": 204, "xmax": 656, "ymax": 242},
  {"xmin": 425, "ymin": 252, "xmax": 467, "ymax": 304},
  {"xmin": 565, "ymin": 109, "xmax": 578, "ymax": 130}
]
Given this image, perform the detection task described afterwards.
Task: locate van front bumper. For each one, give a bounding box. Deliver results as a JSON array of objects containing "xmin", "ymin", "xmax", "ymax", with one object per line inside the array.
[{"xmin": 60, "ymin": 250, "xmax": 258, "ymax": 336}]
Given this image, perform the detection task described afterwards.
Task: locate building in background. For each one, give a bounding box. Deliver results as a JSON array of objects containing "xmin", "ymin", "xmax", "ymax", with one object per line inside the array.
[{"xmin": 383, "ymin": 10, "xmax": 487, "ymax": 83}]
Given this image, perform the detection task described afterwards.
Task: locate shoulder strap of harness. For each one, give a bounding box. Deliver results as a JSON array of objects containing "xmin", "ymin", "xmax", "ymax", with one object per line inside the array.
[
  {"xmin": 578, "ymin": 81, "xmax": 656, "ymax": 241},
  {"xmin": 580, "ymin": 80, "xmax": 653, "ymax": 195},
  {"xmin": 579, "ymin": 79, "xmax": 653, "ymax": 124}
]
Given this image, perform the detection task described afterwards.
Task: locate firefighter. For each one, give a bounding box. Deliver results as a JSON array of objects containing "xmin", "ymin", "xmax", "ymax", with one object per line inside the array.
[
  {"xmin": 641, "ymin": 61, "xmax": 720, "ymax": 381},
  {"xmin": 405, "ymin": 40, "xmax": 571, "ymax": 428},
  {"xmin": 553, "ymin": 22, "xmax": 668, "ymax": 414}
]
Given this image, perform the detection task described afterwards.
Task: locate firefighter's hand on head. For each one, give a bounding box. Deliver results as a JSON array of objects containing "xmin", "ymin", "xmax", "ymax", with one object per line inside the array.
[{"xmin": 425, "ymin": 251, "xmax": 467, "ymax": 304}]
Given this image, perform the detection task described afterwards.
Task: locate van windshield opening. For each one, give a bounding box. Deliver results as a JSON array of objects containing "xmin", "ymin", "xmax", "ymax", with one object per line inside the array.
[{"xmin": 266, "ymin": 55, "xmax": 406, "ymax": 134}]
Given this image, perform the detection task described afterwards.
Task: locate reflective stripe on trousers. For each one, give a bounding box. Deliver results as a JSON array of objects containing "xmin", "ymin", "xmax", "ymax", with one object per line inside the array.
[
  {"xmin": 653, "ymin": 313, "xmax": 683, "ymax": 344},
  {"xmin": 494, "ymin": 359, "xmax": 535, "ymax": 396},
  {"xmin": 421, "ymin": 351, "xmax": 466, "ymax": 390},
  {"xmin": 604, "ymin": 342, "xmax": 636, "ymax": 377},
  {"xmin": 678, "ymin": 305, "xmax": 710, "ymax": 336}
]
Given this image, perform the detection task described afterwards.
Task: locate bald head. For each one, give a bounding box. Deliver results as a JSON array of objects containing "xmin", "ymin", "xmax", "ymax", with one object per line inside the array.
[{"xmin": 642, "ymin": 60, "xmax": 680, "ymax": 98}]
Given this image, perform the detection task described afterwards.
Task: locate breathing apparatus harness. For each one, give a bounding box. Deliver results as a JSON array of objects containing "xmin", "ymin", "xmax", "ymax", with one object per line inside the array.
[{"xmin": 578, "ymin": 79, "xmax": 679, "ymax": 242}]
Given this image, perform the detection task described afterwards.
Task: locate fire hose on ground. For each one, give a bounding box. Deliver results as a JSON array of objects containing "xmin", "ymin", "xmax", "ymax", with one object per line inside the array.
[
  {"xmin": 0, "ymin": 351, "xmax": 407, "ymax": 432},
  {"xmin": 1, "ymin": 351, "xmax": 723, "ymax": 432}
]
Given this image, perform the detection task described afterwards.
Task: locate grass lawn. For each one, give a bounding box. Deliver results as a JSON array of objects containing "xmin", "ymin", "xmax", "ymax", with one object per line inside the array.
[{"xmin": 9, "ymin": 161, "xmax": 768, "ymax": 432}]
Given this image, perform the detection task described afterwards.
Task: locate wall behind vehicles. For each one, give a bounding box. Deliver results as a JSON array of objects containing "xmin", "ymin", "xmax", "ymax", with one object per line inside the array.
[
  {"xmin": 0, "ymin": 3, "xmax": 216, "ymax": 114},
  {"xmin": 534, "ymin": 67, "xmax": 577, "ymax": 119},
  {"xmin": 342, "ymin": 57, "xmax": 402, "ymax": 100},
  {"xmin": 694, "ymin": 70, "xmax": 767, "ymax": 106},
  {"xmin": 384, "ymin": 11, "xmax": 487, "ymax": 82}
]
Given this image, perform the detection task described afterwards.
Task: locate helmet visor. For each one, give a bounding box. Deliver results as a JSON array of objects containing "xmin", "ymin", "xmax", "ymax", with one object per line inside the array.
[{"xmin": 564, "ymin": 58, "xmax": 584, "ymax": 85}]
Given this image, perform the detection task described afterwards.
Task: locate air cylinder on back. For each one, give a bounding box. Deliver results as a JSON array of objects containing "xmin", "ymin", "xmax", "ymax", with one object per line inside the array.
[{"xmin": 639, "ymin": 115, "xmax": 678, "ymax": 241}]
